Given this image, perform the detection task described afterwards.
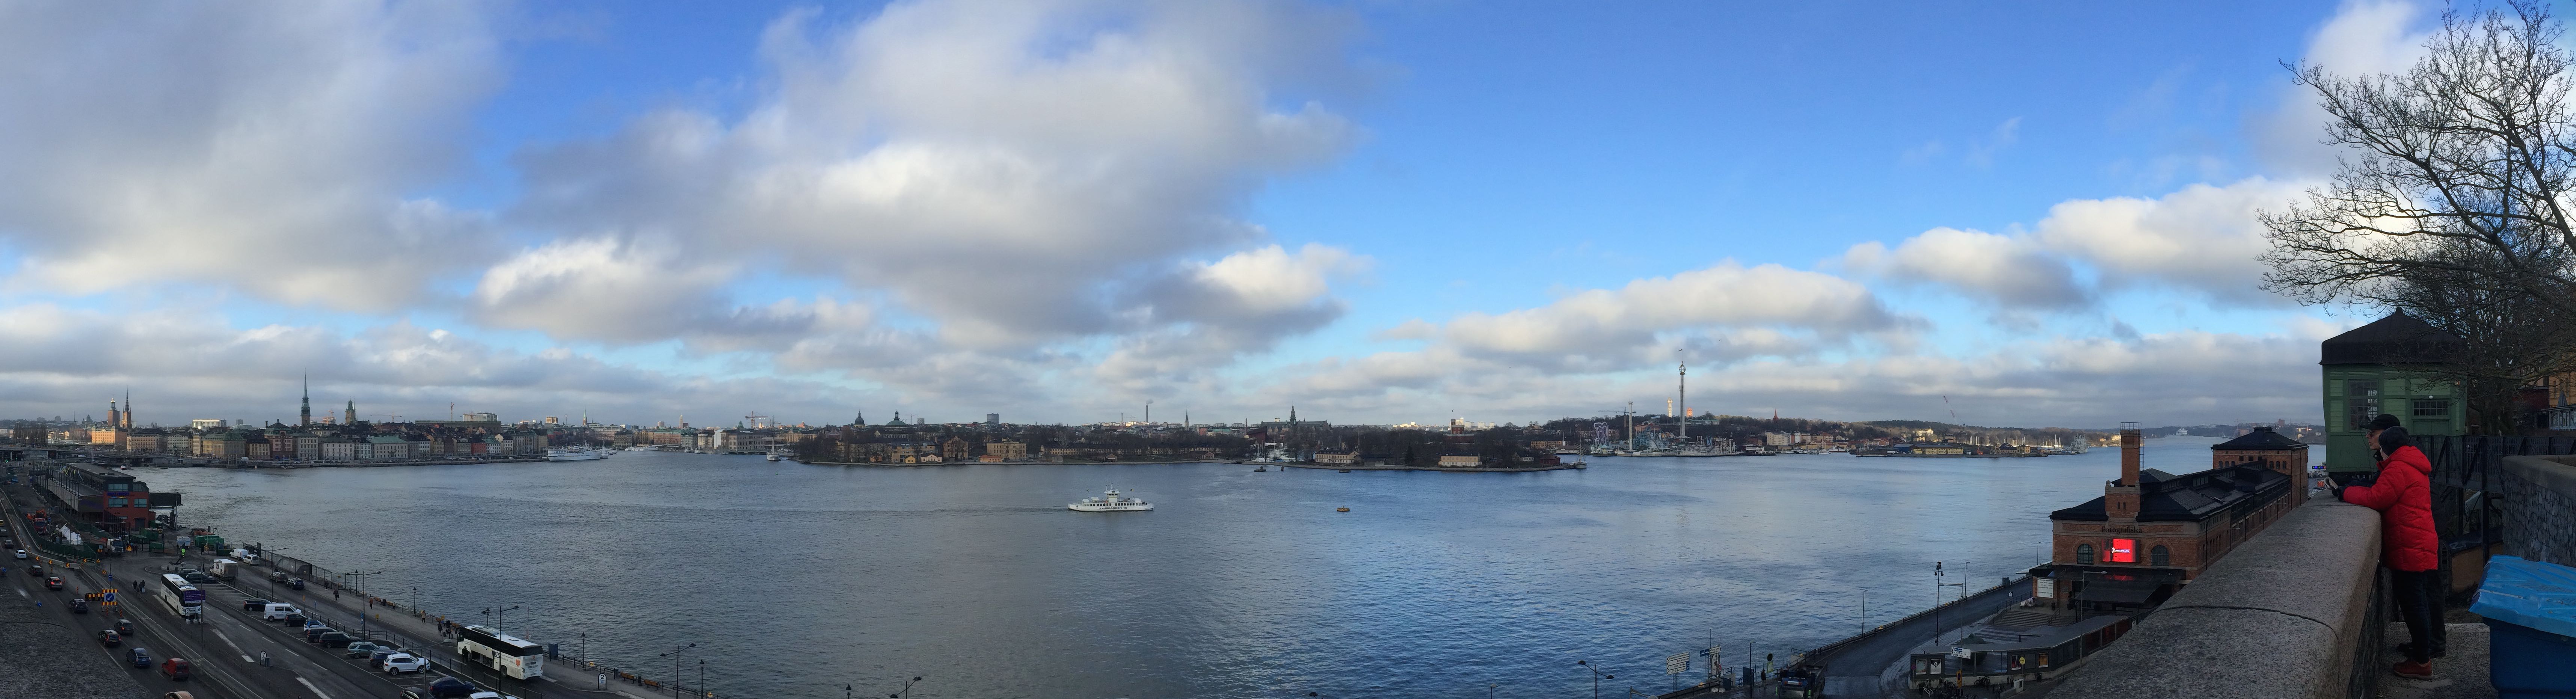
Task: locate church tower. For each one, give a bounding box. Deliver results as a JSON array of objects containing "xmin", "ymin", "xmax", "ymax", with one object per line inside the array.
[
  {"xmin": 121, "ymin": 390, "xmax": 133, "ymax": 428},
  {"xmin": 344, "ymin": 401, "xmax": 357, "ymax": 425},
  {"xmin": 300, "ymin": 375, "xmax": 312, "ymax": 426}
]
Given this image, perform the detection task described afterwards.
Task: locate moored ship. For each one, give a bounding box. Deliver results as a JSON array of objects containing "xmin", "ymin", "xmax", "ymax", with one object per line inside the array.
[{"xmin": 1068, "ymin": 490, "xmax": 1153, "ymax": 512}]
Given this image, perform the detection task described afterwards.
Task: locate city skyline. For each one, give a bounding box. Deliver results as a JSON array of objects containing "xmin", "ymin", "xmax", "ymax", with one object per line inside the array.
[{"xmin": 0, "ymin": 1, "xmax": 2393, "ymax": 427}]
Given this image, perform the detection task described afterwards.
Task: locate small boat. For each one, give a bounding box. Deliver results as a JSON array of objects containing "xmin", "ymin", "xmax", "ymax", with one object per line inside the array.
[
  {"xmin": 544, "ymin": 447, "xmax": 602, "ymax": 462},
  {"xmin": 1337, "ymin": 469, "xmax": 1352, "ymax": 473},
  {"xmin": 1068, "ymin": 490, "xmax": 1153, "ymax": 512},
  {"xmin": 1253, "ymin": 466, "xmax": 1266, "ymax": 472},
  {"xmin": 623, "ymin": 445, "xmax": 662, "ymax": 452},
  {"xmin": 1336, "ymin": 507, "xmax": 1350, "ymax": 512}
]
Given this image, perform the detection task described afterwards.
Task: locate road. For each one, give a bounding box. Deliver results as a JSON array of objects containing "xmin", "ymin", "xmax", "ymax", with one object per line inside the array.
[
  {"xmin": 1809, "ymin": 579, "xmax": 2028, "ymax": 699},
  {"xmin": 3, "ymin": 464, "xmax": 654, "ymax": 699}
]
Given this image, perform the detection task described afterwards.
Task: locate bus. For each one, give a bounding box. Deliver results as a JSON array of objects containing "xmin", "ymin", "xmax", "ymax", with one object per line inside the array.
[
  {"xmin": 157, "ymin": 573, "xmax": 203, "ymax": 618},
  {"xmin": 456, "ymin": 624, "xmax": 545, "ymax": 679}
]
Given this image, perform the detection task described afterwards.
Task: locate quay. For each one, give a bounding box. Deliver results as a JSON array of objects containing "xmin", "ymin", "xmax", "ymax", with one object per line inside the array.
[{"xmin": 1278, "ymin": 461, "xmax": 1586, "ymax": 473}]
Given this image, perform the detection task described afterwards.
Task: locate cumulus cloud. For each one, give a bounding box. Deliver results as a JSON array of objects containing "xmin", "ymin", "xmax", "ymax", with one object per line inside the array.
[
  {"xmin": 2256, "ymin": 0, "xmax": 2433, "ymax": 175},
  {"xmin": 1840, "ymin": 227, "xmax": 2089, "ymax": 309},
  {"xmin": 0, "ymin": 1, "xmax": 502, "ymax": 309},
  {"xmin": 1432, "ymin": 261, "xmax": 1908, "ymax": 372},
  {"xmin": 504, "ymin": 0, "xmax": 1363, "ymax": 357}
]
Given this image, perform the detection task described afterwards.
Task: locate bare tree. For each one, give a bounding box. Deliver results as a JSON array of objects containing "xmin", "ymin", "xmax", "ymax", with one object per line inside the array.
[{"xmin": 2262, "ymin": 1, "xmax": 2576, "ymax": 433}]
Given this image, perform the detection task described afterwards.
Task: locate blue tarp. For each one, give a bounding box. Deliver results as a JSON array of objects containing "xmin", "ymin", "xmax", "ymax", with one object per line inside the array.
[{"xmin": 2471, "ymin": 555, "xmax": 2576, "ymax": 639}]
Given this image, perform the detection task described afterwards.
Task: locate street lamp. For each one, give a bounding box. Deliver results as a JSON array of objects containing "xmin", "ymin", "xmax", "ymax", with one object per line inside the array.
[
  {"xmin": 888, "ymin": 675, "xmax": 924, "ymax": 699},
  {"xmin": 480, "ymin": 604, "xmax": 518, "ymax": 635},
  {"xmin": 1575, "ymin": 660, "xmax": 1613, "ymax": 699},
  {"xmin": 1933, "ymin": 562, "xmax": 1965, "ymax": 643},
  {"xmin": 660, "ymin": 643, "xmax": 693, "ymax": 694},
  {"xmin": 698, "ymin": 658, "xmax": 707, "ymax": 699},
  {"xmin": 348, "ymin": 570, "xmax": 385, "ymax": 640}
]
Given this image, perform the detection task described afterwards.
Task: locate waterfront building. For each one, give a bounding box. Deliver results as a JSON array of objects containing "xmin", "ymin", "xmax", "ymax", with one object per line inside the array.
[
  {"xmin": 942, "ymin": 437, "xmax": 972, "ymax": 461},
  {"xmin": 44, "ymin": 463, "xmax": 165, "ymax": 532},
  {"xmin": 2318, "ymin": 312, "xmax": 2462, "ymax": 473},
  {"xmin": 2038, "ymin": 424, "xmax": 2295, "ymax": 616},
  {"xmin": 984, "ymin": 440, "xmax": 1028, "ymax": 460}
]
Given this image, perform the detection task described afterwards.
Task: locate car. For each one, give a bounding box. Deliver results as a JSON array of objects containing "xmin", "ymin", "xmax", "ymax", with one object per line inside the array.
[
  {"xmin": 343, "ymin": 641, "xmax": 384, "ymax": 657},
  {"xmin": 114, "ymin": 618, "xmax": 134, "ymax": 635},
  {"xmin": 425, "ymin": 675, "xmax": 474, "ymax": 697},
  {"xmin": 25, "ymin": 564, "xmax": 40, "ymax": 576},
  {"xmin": 303, "ymin": 626, "xmax": 333, "ymax": 642},
  {"xmin": 99, "ymin": 629, "xmax": 121, "ymax": 646},
  {"xmin": 128, "ymin": 647, "xmax": 151, "ymax": 668},
  {"xmin": 302, "ymin": 619, "xmax": 329, "ymax": 632},
  {"xmin": 160, "ymin": 657, "xmax": 191, "ymax": 681},
  {"xmin": 44, "ymin": 576, "xmax": 62, "ymax": 590},
  {"xmin": 10, "ymin": 549, "xmax": 22, "ymax": 558},
  {"xmin": 69, "ymin": 598, "xmax": 86, "ymax": 614},
  {"xmin": 381, "ymin": 653, "xmax": 430, "ymax": 675},
  {"xmin": 261, "ymin": 603, "xmax": 302, "ymax": 620},
  {"xmin": 369, "ymin": 648, "xmax": 406, "ymax": 664},
  {"xmin": 287, "ymin": 577, "xmax": 305, "ymax": 590},
  {"xmin": 317, "ymin": 632, "xmax": 356, "ymax": 648},
  {"xmin": 278, "ymin": 612, "xmax": 306, "ymax": 625},
  {"xmin": 241, "ymin": 598, "xmax": 268, "ymax": 612}
]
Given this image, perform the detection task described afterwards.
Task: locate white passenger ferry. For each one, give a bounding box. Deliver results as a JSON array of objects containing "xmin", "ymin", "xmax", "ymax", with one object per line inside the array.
[
  {"xmin": 545, "ymin": 447, "xmax": 602, "ymax": 461},
  {"xmin": 1068, "ymin": 490, "xmax": 1153, "ymax": 512}
]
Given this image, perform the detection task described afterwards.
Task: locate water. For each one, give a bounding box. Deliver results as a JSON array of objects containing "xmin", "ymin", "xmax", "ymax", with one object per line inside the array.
[{"xmin": 137, "ymin": 436, "xmax": 2298, "ymax": 698}]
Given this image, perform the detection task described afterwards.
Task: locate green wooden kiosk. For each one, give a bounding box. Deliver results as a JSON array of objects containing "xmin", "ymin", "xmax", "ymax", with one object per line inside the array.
[{"xmin": 2319, "ymin": 313, "xmax": 2465, "ymax": 473}]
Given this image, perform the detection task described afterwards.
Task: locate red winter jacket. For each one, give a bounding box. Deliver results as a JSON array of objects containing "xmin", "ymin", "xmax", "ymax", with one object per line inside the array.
[{"xmin": 2342, "ymin": 445, "xmax": 2439, "ymax": 572}]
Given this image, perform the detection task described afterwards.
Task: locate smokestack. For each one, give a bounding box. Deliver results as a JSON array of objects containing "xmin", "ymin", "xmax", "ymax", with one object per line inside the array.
[{"xmin": 2119, "ymin": 422, "xmax": 2142, "ymax": 486}]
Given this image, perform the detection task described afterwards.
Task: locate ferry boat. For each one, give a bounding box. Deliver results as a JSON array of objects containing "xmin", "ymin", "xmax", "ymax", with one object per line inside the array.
[
  {"xmin": 545, "ymin": 447, "xmax": 603, "ymax": 462},
  {"xmin": 1067, "ymin": 490, "xmax": 1153, "ymax": 512},
  {"xmin": 623, "ymin": 445, "xmax": 661, "ymax": 452}
]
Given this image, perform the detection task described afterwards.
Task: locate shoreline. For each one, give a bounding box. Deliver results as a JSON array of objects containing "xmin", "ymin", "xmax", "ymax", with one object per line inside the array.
[{"xmin": 1281, "ymin": 462, "xmax": 1584, "ymax": 473}]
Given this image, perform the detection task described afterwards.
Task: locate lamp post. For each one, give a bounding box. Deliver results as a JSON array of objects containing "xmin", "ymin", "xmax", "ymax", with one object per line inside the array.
[
  {"xmin": 1860, "ymin": 588, "xmax": 1868, "ymax": 632},
  {"xmin": 698, "ymin": 658, "xmax": 706, "ymax": 699},
  {"xmin": 480, "ymin": 604, "xmax": 518, "ymax": 638},
  {"xmin": 347, "ymin": 570, "xmax": 385, "ymax": 640},
  {"xmin": 660, "ymin": 643, "xmax": 693, "ymax": 696},
  {"xmin": 1575, "ymin": 660, "xmax": 1613, "ymax": 699},
  {"xmin": 888, "ymin": 675, "xmax": 923, "ymax": 699}
]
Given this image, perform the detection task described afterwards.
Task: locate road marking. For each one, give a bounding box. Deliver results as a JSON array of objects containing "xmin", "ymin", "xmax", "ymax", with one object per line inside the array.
[
  {"xmin": 241, "ymin": 654, "xmax": 254, "ymax": 663},
  {"xmin": 210, "ymin": 626, "xmax": 248, "ymax": 655},
  {"xmin": 297, "ymin": 676, "xmax": 334, "ymax": 699}
]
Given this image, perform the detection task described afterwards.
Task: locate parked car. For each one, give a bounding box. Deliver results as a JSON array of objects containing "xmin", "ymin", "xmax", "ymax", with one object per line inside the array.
[
  {"xmin": 128, "ymin": 647, "xmax": 151, "ymax": 668},
  {"xmin": 160, "ymin": 657, "xmax": 191, "ymax": 681},
  {"xmin": 278, "ymin": 612, "xmax": 306, "ymax": 625},
  {"xmin": 369, "ymin": 648, "xmax": 407, "ymax": 664},
  {"xmin": 343, "ymin": 641, "xmax": 383, "ymax": 657},
  {"xmin": 426, "ymin": 675, "xmax": 474, "ymax": 697},
  {"xmin": 114, "ymin": 618, "xmax": 134, "ymax": 635},
  {"xmin": 261, "ymin": 603, "xmax": 302, "ymax": 620},
  {"xmin": 303, "ymin": 626, "xmax": 333, "ymax": 642},
  {"xmin": 44, "ymin": 576, "xmax": 62, "ymax": 590},
  {"xmin": 241, "ymin": 598, "xmax": 268, "ymax": 612},
  {"xmin": 381, "ymin": 654, "xmax": 430, "ymax": 674},
  {"xmin": 98, "ymin": 629, "xmax": 121, "ymax": 646},
  {"xmin": 316, "ymin": 631, "xmax": 356, "ymax": 648},
  {"xmin": 287, "ymin": 577, "xmax": 305, "ymax": 590},
  {"xmin": 301, "ymin": 620, "xmax": 329, "ymax": 632}
]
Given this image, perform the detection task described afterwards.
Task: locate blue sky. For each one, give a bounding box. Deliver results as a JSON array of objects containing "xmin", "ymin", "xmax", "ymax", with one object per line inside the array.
[{"xmin": 0, "ymin": 0, "xmax": 2433, "ymax": 427}]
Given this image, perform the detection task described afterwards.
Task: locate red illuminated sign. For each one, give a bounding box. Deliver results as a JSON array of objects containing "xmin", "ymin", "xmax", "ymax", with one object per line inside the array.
[{"xmin": 2108, "ymin": 539, "xmax": 2136, "ymax": 563}]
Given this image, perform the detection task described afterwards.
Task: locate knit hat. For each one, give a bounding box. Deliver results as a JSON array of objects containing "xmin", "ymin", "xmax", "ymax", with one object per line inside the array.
[{"xmin": 2368, "ymin": 413, "xmax": 2402, "ymax": 430}]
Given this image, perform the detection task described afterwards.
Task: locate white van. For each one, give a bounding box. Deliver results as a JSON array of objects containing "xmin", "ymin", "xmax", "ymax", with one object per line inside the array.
[{"xmin": 261, "ymin": 603, "xmax": 303, "ymax": 621}]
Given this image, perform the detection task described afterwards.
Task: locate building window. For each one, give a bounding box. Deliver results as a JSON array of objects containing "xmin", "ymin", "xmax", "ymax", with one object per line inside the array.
[
  {"xmin": 2150, "ymin": 546, "xmax": 2170, "ymax": 566},
  {"xmin": 2413, "ymin": 400, "xmax": 2451, "ymax": 418},
  {"xmin": 2076, "ymin": 543, "xmax": 2095, "ymax": 565},
  {"xmin": 106, "ymin": 497, "xmax": 125, "ymax": 507},
  {"xmin": 2348, "ymin": 379, "xmax": 2383, "ymax": 428}
]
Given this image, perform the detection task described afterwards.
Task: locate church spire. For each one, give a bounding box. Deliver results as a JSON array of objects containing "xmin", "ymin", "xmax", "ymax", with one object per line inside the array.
[{"xmin": 300, "ymin": 374, "xmax": 312, "ymax": 426}]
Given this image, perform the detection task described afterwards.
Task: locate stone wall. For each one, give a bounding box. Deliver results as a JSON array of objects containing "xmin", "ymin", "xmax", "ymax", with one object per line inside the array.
[
  {"xmin": 2045, "ymin": 499, "xmax": 2384, "ymax": 699},
  {"xmin": 2500, "ymin": 455, "xmax": 2576, "ymax": 568}
]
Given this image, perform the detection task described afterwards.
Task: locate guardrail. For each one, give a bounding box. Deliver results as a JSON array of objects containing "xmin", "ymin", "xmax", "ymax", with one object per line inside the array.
[{"xmin": 2045, "ymin": 499, "xmax": 2384, "ymax": 699}]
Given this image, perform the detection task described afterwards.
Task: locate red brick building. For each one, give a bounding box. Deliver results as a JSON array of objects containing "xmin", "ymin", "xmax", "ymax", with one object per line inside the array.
[{"xmin": 2036, "ymin": 424, "xmax": 2301, "ymax": 616}]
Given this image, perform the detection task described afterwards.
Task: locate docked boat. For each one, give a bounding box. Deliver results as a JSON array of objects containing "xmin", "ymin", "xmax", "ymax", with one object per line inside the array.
[
  {"xmin": 623, "ymin": 445, "xmax": 662, "ymax": 452},
  {"xmin": 1067, "ymin": 490, "xmax": 1153, "ymax": 512},
  {"xmin": 545, "ymin": 447, "xmax": 603, "ymax": 462}
]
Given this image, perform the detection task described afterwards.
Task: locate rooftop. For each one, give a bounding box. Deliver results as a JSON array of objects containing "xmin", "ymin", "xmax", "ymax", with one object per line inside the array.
[
  {"xmin": 2318, "ymin": 312, "xmax": 2464, "ymax": 366},
  {"xmin": 2049, "ymin": 463, "xmax": 2289, "ymax": 522},
  {"xmin": 2210, "ymin": 426, "xmax": 2306, "ymax": 451}
]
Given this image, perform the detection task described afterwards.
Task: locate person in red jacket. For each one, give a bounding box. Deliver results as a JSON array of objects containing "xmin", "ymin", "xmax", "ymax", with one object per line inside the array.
[{"xmin": 2340, "ymin": 416, "xmax": 2442, "ymax": 679}]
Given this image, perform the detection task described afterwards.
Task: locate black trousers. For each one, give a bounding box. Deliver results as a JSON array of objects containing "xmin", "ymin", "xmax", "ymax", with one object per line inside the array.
[{"xmin": 2390, "ymin": 568, "xmax": 2446, "ymax": 662}]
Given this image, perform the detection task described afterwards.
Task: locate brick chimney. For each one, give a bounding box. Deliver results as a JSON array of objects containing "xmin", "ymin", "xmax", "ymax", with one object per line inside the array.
[{"xmin": 2105, "ymin": 422, "xmax": 2142, "ymax": 521}]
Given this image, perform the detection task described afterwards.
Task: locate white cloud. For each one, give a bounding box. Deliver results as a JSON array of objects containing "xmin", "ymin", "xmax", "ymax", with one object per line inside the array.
[
  {"xmin": 507, "ymin": 0, "xmax": 1363, "ymax": 357},
  {"xmin": 1840, "ymin": 227, "xmax": 2089, "ymax": 309},
  {"xmin": 0, "ymin": 1, "xmax": 502, "ymax": 309},
  {"xmin": 2256, "ymin": 0, "xmax": 2433, "ymax": 175},
  {"xmin": 2033, "ymin": 178, "xmax": 2311, "ymax": 302}
]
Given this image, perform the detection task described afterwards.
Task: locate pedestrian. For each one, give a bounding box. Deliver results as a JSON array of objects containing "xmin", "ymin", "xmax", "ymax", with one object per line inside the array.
[{"xmin": 2339, "ymin": 415, "xmax": 2443, "ymax": 678}]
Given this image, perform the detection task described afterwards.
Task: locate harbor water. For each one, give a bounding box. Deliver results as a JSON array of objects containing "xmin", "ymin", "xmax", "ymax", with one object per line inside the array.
[{"xmin": 139, "ymin": 436, "xmax": 2307, "ymax": 698}]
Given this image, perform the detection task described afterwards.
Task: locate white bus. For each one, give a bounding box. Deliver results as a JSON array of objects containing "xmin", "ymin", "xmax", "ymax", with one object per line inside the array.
[
  {"xmin": 456, "ymin": 624, "xmax": 544, "ymax": 679},
  {"xmin": 158, "ymin": 573, "xmax": 203, "ymax": 618}
]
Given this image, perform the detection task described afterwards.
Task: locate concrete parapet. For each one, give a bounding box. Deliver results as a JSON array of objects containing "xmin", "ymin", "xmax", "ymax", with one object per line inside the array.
[
  {"xmin": 2500, "ymin": 455, "xmax": 2576, "ymax": 569},
  {"xmin": 2047, "ymin": 498, "xmax": 2383, "ymax": 699}
]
